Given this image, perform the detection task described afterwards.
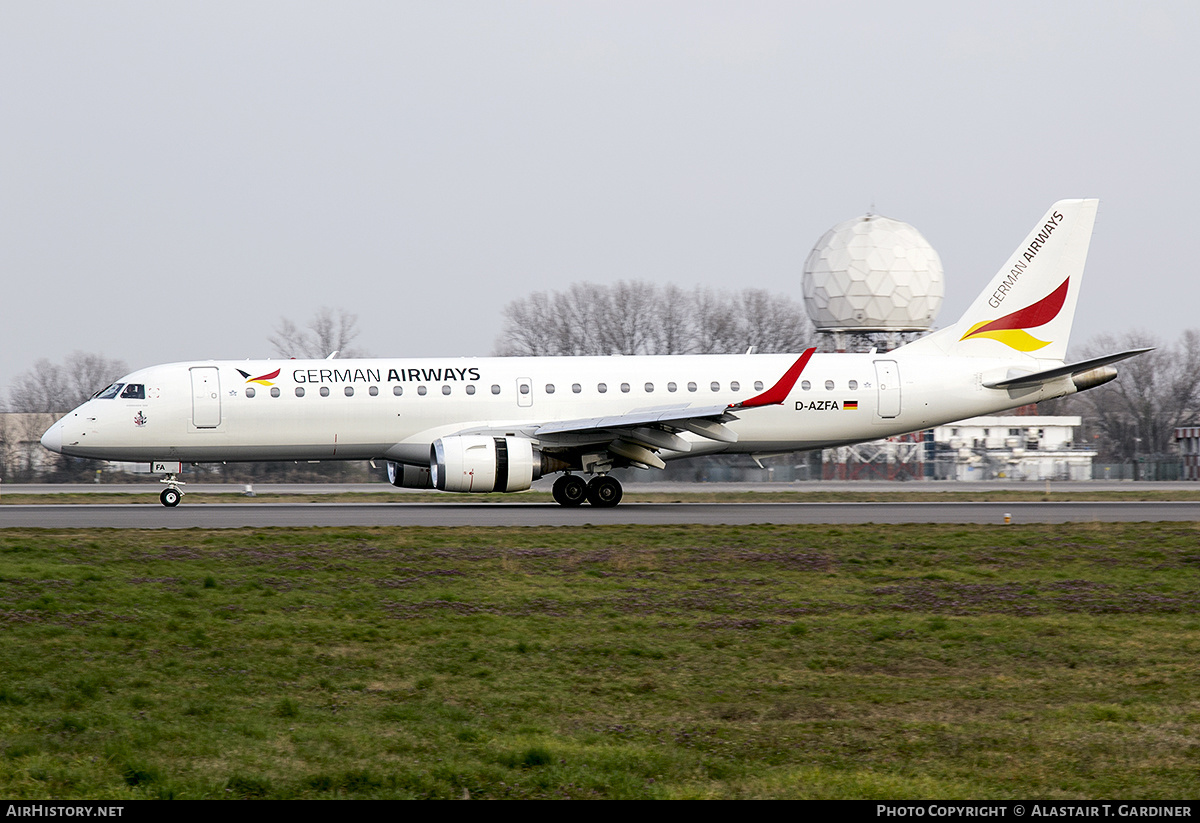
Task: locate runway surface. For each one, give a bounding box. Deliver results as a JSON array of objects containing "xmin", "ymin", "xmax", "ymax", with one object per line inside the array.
[
  {"xmin": 6, "ymin": 500, "xmax": 1200, "ymax": 528},
  {"xmin": 6, "ymin": 480, "xmax": 1199, "ymax": 495}
]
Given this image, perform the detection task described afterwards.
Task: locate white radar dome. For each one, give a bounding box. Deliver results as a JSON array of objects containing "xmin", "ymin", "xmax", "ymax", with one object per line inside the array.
[{"xmin": 803, "ymin": 214, "xmax": 944, "ymax": 331}]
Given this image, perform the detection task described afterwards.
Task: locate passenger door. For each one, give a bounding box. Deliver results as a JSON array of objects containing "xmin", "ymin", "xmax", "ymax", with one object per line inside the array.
[
  {"xmin": 190, "ymin": 367, "xmax": 221, "ymax": 428},
  {"xmin": 873, "ymin": 360, "xmax": 901, "ymax": 419}
]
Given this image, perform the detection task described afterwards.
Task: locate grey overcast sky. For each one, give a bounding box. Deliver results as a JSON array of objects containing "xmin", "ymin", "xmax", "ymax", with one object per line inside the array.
[{"xmin": 2, "ymin": 1, "xmax": 1197, "ymax": 394}]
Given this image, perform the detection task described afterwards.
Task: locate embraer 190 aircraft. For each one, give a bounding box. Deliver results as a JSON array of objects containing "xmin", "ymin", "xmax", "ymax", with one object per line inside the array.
[{"xmin": 42, "ymin": 199, "xmax": 1146, "ymax": 508}]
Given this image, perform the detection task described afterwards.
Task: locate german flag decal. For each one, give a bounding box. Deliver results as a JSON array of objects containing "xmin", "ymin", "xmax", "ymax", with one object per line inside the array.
[{"xmin": 844, "ymin": 400, "xmax": 859, "ymax": 410}]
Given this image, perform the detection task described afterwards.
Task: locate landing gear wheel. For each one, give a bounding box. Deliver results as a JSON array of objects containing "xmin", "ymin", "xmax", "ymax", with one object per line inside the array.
[
  {"xmin": 586, "ymin": 476, "xmax": 623, "ymax": 508},
  {"xmin": 552, "ymin": 475, "xmax": 588, "ymax": 507},
  {"xmin": 160, "ymin": 488, "xmax": 182, "ymax": 508}
]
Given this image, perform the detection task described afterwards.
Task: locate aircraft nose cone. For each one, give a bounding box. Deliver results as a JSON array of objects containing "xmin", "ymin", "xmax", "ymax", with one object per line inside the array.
[{"xmin": 41, "ymin": 420, "xmax": 63, "ymax": 454}]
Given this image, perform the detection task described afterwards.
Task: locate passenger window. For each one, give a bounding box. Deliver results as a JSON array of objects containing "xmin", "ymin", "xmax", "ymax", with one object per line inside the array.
[
  {"xmin": 491, "ymin": 384, "xmax": 501, "ymax": 395},
  {"xmin": 687, "ymin": 382, "xmax": 697, "ymax": 392},
  {"xmin": 801, "ymin": 380, "xmax": 811, "ymax": 391},
  {"xmin": 545, "ymin": 384, "xmax": 555, "ymax": 394},
  {"xmin": 345, "ymin": 387, "xmax": 354, "ymax": 397},
  {"xmin": 296, "ymin": 387, "xmax": 305, "ymax": 397},
  {"xmin": 442, "ymin": 385, "xmax": 451, "ymax": 395},
  {"xmin": 369, "ymin": 386, "xmax": 379, "ymax": 396},
  {"xmin": 644, "ymin": 382, "xmax": 654, "ymax": 392},
  {"xmin": 572, "ymin": 383, "xmax": 581, "ymax": 394},
  {"xmin": 320, "ymin": 387, "xmax": 330, "ymax": 397},
  {"xmin": 668, "ymin": 382, "xmax": 677, "ymax": 392},
  {"xmin": 848, "ymin": 380, "xmax": 858, "ymax": 391},
  {"xmin": 825, "ymin": 380, "xmax": 834, "ymax": 391},
  {"xmin": 710, "ymin": 382, "xmax": 719, "ymax": 392},
  {"xmin": 621, "ymin": 383, "xmax": 630, "ymax": 393},
  {"xmin": 418, "ymin": 386, "xmax": 428, "ymax": 396},
  {"xmin": 730, "ymin": 381, "xmax": 740, "ymax": 392},
  {"xmin": 754, "ymin": 381, "xmax": 764, "ymax": 391},
  {"xmin": 246, "ymin": 387, "xmax": 256, "ymax": 398},
  {"xmin": 466, "ymin": 385, "xmax": 476, "ymax": 395},
  {"xmin": 598, "ymin": 383, "xmax": 607, "ymax": 393},
  {"xmin": 393, "ymin": 386, "xmax": 403, "ymax": 396},
  {"xmin": 120, "ymin": 384, "xmax": 145, "ymax": 399},
  {"xmin": 271, "ymin": 387, "xmax": 281, "ymax": 397},
  {"xmin": 519, "ymin": 384, "xmax": 530, "ymax": 395}
]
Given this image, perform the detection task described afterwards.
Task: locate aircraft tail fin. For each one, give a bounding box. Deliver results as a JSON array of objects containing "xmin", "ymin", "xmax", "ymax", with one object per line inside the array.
[{"xmin": 900, "ymin": 199, "xmax": 1099, "ymax": 362}]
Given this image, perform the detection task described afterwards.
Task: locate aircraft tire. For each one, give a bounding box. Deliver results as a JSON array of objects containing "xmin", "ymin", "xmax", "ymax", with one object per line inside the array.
[
  {"xmin": 586, "ymin": 476, "xmax": 622, "ymax": 508},
  {"xmin": 160, "ymin": 488, "xmax": 182, "ymax": 508},
  {"xmin": 552, "ymin": 475, "xmax": 587, "ymax": 507}
]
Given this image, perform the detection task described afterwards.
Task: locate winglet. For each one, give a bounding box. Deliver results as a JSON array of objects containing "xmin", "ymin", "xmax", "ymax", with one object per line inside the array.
[{"xmin": 731, "ymin": 348, "xmax": 816, "ymax": 409}]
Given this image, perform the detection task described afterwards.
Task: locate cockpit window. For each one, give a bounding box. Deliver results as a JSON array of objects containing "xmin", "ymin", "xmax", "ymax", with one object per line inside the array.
[
  {"xmin": 120, "ymin": 384, "xmax": 145, "ymax": 399},
  {"xmin": 95, "ymin": 383, "xmax": 124, "ymax": 399}
]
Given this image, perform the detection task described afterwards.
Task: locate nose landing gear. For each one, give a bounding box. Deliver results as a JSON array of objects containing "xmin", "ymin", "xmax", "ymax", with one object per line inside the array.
[{"xmin": 159, "ymin": 475, "xmax": 185, "ymax": 507}]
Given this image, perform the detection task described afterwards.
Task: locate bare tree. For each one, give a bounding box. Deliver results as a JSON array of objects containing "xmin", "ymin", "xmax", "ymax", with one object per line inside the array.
[
  {"xmin": 598, "ymin": 281, "xmax": 659, "ymax": 355},
  {"xmin": 7, "ymin": 352, "xmax": 128, "ymax": 413},
  {"xmin": 66, "ymin": 352, "xmax": 131, "ymax": 407},
  {"xmin": 689, "ymin": 287, "xmax": 743, "ymax": 354},
  {"xmin": 495, "ymin": 282, "xmax": 813, "ymax": 356},
  {"xmin": 1067, "ymin": 330, "xmax": 1200, "ymax": 459},
  {"xmin": 497, "ymin": 291, "xmax": 571, "ymax": 357},
  {"xmin": 269, "ymin": 308, "xmax": 366, "ymax": 359},
  {"xmin": 738, "ymin": 289, "xmax": 813, "ymax": 354},
  {"xmin": 4, "ymin": 352, "xmax": 127, "ymax": 481},
  {"xmin": 647, "ymin": 283, "xmax": 693, "ymax": 355}
]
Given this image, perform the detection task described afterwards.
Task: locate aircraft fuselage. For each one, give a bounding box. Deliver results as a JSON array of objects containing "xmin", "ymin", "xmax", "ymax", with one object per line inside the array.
[{"xmin": 45, "ymin": 351, "xmax": 1068, "ymax": 465}]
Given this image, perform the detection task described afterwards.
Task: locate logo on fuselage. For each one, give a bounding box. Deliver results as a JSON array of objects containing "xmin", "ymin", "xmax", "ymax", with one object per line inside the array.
[{"xmin": 237, "ymin": 368, "xmax": 281, "ymax": 386}]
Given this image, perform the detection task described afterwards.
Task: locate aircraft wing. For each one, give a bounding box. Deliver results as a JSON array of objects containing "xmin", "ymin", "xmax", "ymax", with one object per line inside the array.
[
  {"xmin": 532, "ymin": 348, "xmax": 816, "ymax": 467},
  {"xmin": 534, "ymin": 348, "xmax": 814, "ymax": 442},
  {"xmin": 532, "ymin": 403, "xmax": 741, "ymax": 452},
  {"xmin": 446, "ymin": 348, "xmax": 816, "ymax": 469}
]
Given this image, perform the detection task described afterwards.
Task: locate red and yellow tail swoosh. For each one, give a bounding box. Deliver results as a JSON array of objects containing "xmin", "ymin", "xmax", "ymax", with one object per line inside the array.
[{"xmin": 959, "ymin": 278, "xmax": 1069, "ymax": 352}]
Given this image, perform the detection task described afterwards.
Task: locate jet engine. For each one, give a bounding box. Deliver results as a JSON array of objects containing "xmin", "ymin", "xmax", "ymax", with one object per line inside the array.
[
  {"xmin": 431, "ymin": 435, "xmax": 544, "ymax": 493},
  {"xmin": 387, "ymin": 461, "xmax": 433, "ymax": 489}
]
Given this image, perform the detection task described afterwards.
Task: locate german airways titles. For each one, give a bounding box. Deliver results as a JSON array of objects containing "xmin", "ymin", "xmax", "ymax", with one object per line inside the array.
[{"xmin": 291, "ymin": 367, "xmax": 483, "ymax": 385}]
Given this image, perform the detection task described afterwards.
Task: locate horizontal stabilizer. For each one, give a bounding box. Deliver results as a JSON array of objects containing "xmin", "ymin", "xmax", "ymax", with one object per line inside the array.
[{"xmin": 983, "ymin": 348, "xmax": 1153, "ymax": 390}]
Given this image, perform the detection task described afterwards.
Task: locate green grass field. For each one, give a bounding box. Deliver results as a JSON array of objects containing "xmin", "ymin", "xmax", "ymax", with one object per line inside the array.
[{"xmin": 1, "ymin": 523, "xmax": 1198, "ymax": 799}]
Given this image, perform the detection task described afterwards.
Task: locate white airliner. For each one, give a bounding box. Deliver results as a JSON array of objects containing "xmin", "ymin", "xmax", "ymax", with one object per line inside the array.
[{"xmin": 42, "ymin": 199, "xmax": 1146, "ymax": 508}]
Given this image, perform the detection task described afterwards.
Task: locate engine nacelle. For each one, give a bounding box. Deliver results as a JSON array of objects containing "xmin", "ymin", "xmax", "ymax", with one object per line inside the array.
[
  {"xmin": 387, "ymin": 461, "xmax": 433, "ymax": 489},
  {"xmin": 431, "ymin": 435, "xmax": 539, "ymax": 493}
]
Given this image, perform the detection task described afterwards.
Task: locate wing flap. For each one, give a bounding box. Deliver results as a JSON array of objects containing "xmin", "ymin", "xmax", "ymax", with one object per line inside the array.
[{"xmin": 533, "ymin": 403, "xmax": 736, "ymax": 439}]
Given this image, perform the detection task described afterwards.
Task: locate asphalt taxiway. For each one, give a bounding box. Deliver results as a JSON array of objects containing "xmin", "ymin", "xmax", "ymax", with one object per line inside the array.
[{"xmin": 6, "ymin": 500, "xmax": 1200, "ymax": 529}]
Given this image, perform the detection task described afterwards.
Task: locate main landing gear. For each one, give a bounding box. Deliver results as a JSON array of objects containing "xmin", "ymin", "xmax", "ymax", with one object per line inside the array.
[
  {"xmin": 159, "ymin": 475, "xmax": 185, "ymax": 508},
  {"xmin": 551, "ymin": 474, "xmax": 623, "ymax": 508}
]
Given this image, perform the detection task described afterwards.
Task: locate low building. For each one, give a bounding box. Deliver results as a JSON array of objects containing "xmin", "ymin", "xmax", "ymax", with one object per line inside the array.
[
  {"xmin": 0, "ymin": 412, "xmax": 62, "ymax": 480},
  {"xmin": 1175, "ymin": 427, "xmax": 1200, "ymax": 480},
  {"xmin": 929, "ymin": 415, "xmax": 1095, "ymax": 481}
]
